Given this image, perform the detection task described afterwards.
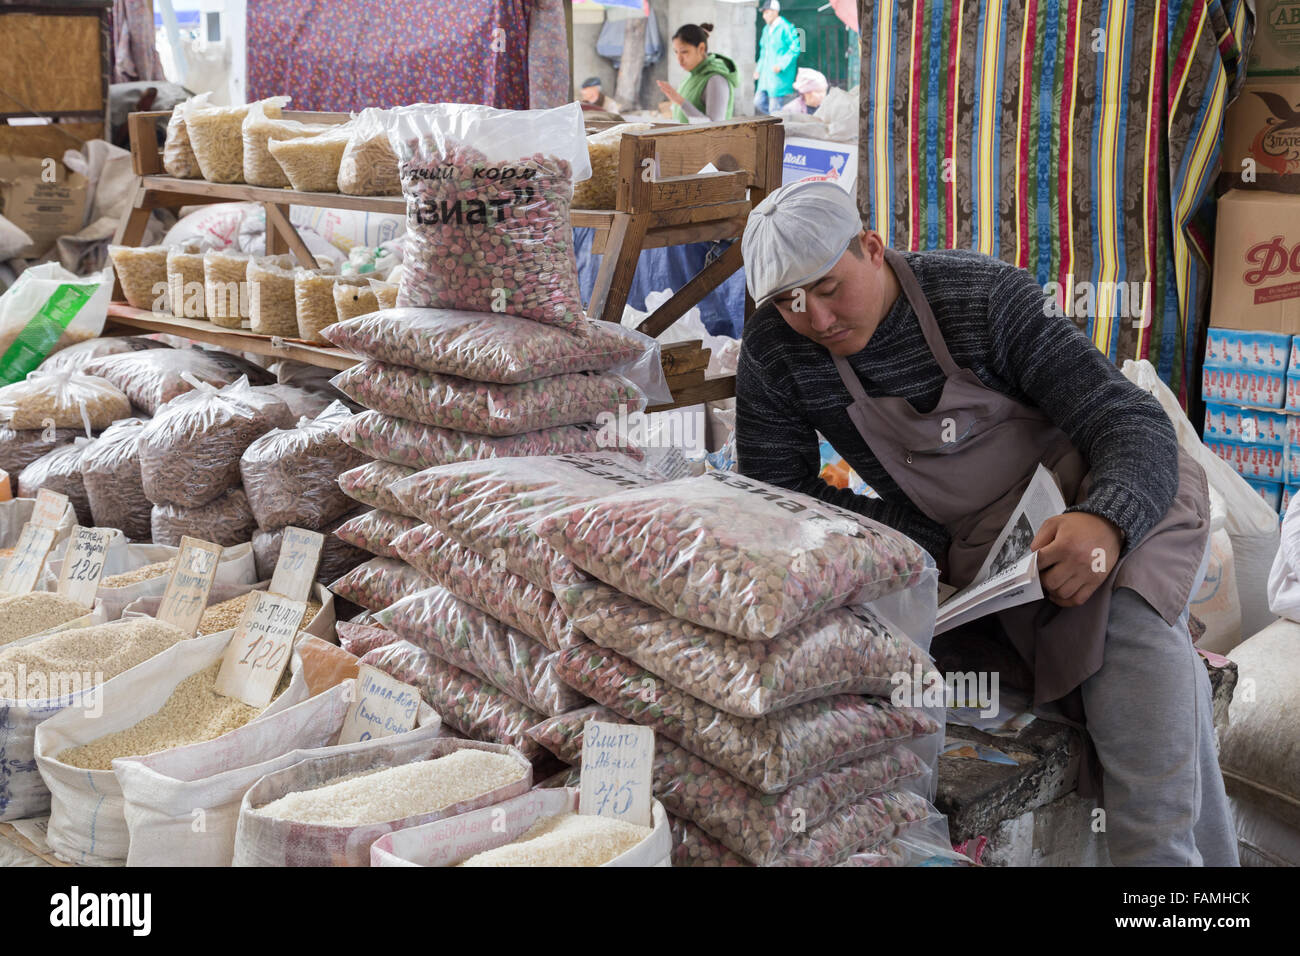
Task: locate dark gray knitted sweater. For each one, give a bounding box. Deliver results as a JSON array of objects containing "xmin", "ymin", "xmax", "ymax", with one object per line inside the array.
[{"xmin": 735, "ymin": 248, "xmax": 1179, "ymax": 565}]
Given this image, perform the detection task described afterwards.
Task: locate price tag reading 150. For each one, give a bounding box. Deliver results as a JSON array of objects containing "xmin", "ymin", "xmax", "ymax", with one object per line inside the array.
[
  {"xmin": 155, "ymin": 537, "xmax": 223, "ymax": 636},
  {"xmin": 578, "ymin": 720, "xmax": 654, "ymax": 828},
  {"xmin": 214, "ymin": 590, "xmax": 307, "ymax": 708}
]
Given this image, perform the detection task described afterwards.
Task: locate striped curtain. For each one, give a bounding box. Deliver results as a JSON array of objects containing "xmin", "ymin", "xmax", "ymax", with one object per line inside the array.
[{"xmin": 857, "ymin": 0, "xmax": 1249, "ymax": 404}]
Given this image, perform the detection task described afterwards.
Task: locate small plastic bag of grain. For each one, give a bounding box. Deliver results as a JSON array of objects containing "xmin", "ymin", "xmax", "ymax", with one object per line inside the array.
[
  {"xmin": 329, "ymin": 556, "xmax": 432, "ymax": 613},
  {"xmin": 0, "ymin": 370, "xmax": 130, "ymax": 430},
  {"xmin": 295, "ymin": 271, "xmax": 351, "ymax": 344},
  {"xmin": 151, "ymin": 487, "xmax": 258, "ymax": 548},
  {"xmin": 241, "ymin": 98, "xmax": 328, "ymax": 187},
  {"xmin": 139, "ymin": 376, "xmax": 292, "ymax": 508},
  {"xmin": 368, "ymin": 279, "xmax": 398, "ymax": 310},
  {"xmin": 37, "ymin": 336, "xmax": 170, "ymax": 376},
  {"xmin": 338, "ymin": 459, "xmax": 416, "ymax": 515},
  {"xmin": 331, "ymin": 360, "xmax": 645, "ymax": 437},
  {"xmin": 268, "ymin": 124, "xmax": 352, "ymax": 192},
  {"xmin": 18, "ymin": 438, "xmax": 95, "ymax": 525},
  {"xmin": 233, "ymin": 738, "xmax": 531, "ymax": 867},
  {"xmin": 247, "ymin": 256, "xmax": 300, "ymax": 336},
  {"xmin": 204, "ymin": 250, "xmax": 253, "ymax": 328},
  {"xmin": 319, "ymin": 309, "xmax": 652, "ymax": 384},
  {"xmin": 239, "ymin": 400, "xmax": 364, "ymax": 530},
  {"xmin": 339, "ymin": 411, "xmax": 638, "ymax": 472},
  {"xmin": 334, "ymin": 508, "xmax": 421, "ymax": 560},
  {"xmin": 391, "ymin": 453, "xmax": 658, "ymax": 591},
  {"xmin": 162, "ymin": 92, "xmax": 212, "ymax": 179},
  {"xmin": 332, "ymin": 281, "xmax": 378, "ymax": 324},
  {"xmin": 534, "ymin": 471, "xmax": 934, "ymax": 642},
  {"xmin": 252, "ymin": 509, "xmax": 368, "ymax": 582},
  {"xmin": 337, "ymin": 106, "xmax": 400, "ymax": 195},
  {"xmin": 0, "ymin": 592, "xmax": 92, "ymax": 649},
  {"xmin": 336, "ymin": 619, "xmax": 398, "ymax": 658},
  {"xmin": 108, "ymin": 244, "xmax": 171, "ymax": 312},
  {"xmin": 81, "ymin": 418, "xmax": 152, "ymax": 541},
  {"xmin": 554, "ymin": 641, "xmax": 939, "ymax": 794},
  {"xmin": 186, "ymin": 100, "xmax": 265, "ymax": 183},
  {"xmin": 375, "ymin": 585, "xmax": 585, "ymax": 717},
  {"xmin": 573, "ymin": 123, "xmax": 655, "ymax": 209},
  {"xmin": 83, "ymin": 347, "xmax": 272, "ymax": 416},
  {"xmin": 167, "ymin": 243, "xmax": 207, "ymax": 319},
  {"xmin": 392, "ymin": 525, "xmax": 574, "ymax": 651}
]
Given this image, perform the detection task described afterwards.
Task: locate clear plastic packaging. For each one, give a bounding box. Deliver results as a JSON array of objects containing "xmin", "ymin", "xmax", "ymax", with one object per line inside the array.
[
  {"xmin": 239, "ymin": 401, "xmax": 362, "ymax": 530},
  {"xmin": 390, "ymin": 453, "xmax": 657, "ymax": 591},
  {"xmin": 369, "ymin": 279, "xmax": 398, "ymax": 310},
  {"xmin": 18, "ymin": 439, "xmax": 95, "ymax": 525},
  {"xmin": 574, "ymin": 123, "xmax": 654, "ymax": 209},
  {"xmin": 553, "ymin": 641, "xmax": 940, "ymax": 794},
  {"xmin": 84, "ymin": 347, "xmax": 273, "ymax": 415},
  {"xmin": 151, "ymin": 487, "xmax": 257, "ymax": 548},
  {"xmin": 108, "ymin": 245, "xmax": 171, "ymax": 312},
  {"xmin": 0, "ymin": 427, "xmax": 78, "ymax": 495},
  {"xmin": 329, "ymin": 556, "xmax": 432, "ymax": 613},
  {"xmin": 185, "ymin": 100, "xmax": 262, "ymax": 183},
  {"xmin": 393, "ymin": 525, "xmax": 573, "ymax": 650},
  {"xmin": 375, "ymin": 586, "xmax": 585, "ymax": 717},
  {"xmin": 338, "ymin": 107, "xmax": 401, "ymax": 196},
  {"xmin": 241, "ymin": 98, "xmax": 327, "ymax": 188},
  {"xmin": 334, "ymin": 508, "xmax": 421, "ymax": 560},
  {"xmin": 268, "ymin": 125, "xmax": 352, "ymax": 192},
  {"xmin": 331, "ymin": 360, "xmax": 644, "ymax": 437},
  {"xmin": 338, "ymin": 459, "xmax": 416, "ymax": 515},
  {"xmin": 331, "ymin": 282, "xmax": 377, "ymax": 324},
  {"xmin": 251, "ymin": 508, "xmax": 368, "ymax": 582},
  {"xmin": 295, "ymin": 271, "xmax": 349, "ymax": 344},
  {"xmin": 167, "ymin": 243, "xmax": 206, "ymax": 319},
  {"xmin": 247, "ymin": 256, "xmax": 300, "ymax": 336},
  {"xmin": 162, "ymin": 93, "xmax": 211, "ymax": 179},
  {"xmin": 139, "ymin": 377, "xmax": 292, "ymax": 508},
  {"xmin": 336, "ymin": 619, "xmax": 398, "ymax": 658},
  {"xmin": 252, "ymin": 383, "xmax": 334, "ymax": 421},
  {"xmin": 204, "ymin": 250, "xmax": 252, "ymax": 328},
  {"xmin": 0, "ymin": 370, "xmax": 130, "ymax": 430},
  {"xmin": 535, "ymin": 472, "xmax": 934, "ymax": 641},
  {"xmin": 319, "ymin": 309, "xmax": 653, "ymax": 384},
  {"xmin": 37, "ymin": 336, "xmax": 169, "ymax": 375},
  {"xmin": 391, "ymin": 102, "xmax": 591, "ymax": 331},
  {"xmin": 81, "ymin": 418, "xmax": 152, "ymax": 541}
]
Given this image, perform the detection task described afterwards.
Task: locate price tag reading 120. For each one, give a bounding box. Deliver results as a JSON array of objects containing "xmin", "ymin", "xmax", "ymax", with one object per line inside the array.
[
  {"xmin": 578, "ymin": 720, "xmax": 654, "ymax": 828},
  {"xmin": 57, "ymin": 527, "xmax": 114, "ymax": 608},
  {"xmin": 214, "ymin": 590, "xmax": 307, "ymax": 708},
  {"xmin": 155, "ymin": 537, "xmax": 223, "ymax": 636}
]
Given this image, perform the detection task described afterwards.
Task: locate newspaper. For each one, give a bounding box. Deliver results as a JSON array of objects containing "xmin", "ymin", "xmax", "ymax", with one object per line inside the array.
[{"xmin": 935, "ymin": 464, "xmax": 1066, "ymax": 635}]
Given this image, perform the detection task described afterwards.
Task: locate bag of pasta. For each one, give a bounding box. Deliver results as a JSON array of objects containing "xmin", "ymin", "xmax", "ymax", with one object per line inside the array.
[
  {"xmin": 204, "ymin": 250, "xmax": 253, "ymax": 329},
  {"xmin": 81, "ymin": 418, "xmax": 152, "ymax": 542},
  {"xmin": 186, "ymin": 101, "xmax": 261, "ymax": 183},
  {"xmin": 337, "ymin": 107, "xmax": 400, "ymax": 196},
  {"xmin": 242, "ymin": 98, "xmax": 333, "ymax": 187},
  {"xmin": 247, "ymin": 256, "xmax": 300, "ymax": 337},
  {"xmin": 268, "ymin": 124, "xmax": 353, "ymax": 193},
  {"xmin": 151, "ymin": 488, "xmax": 257, "ymax": 548},
  {"xmin": 108, "ymin": 245, "xmax": 171, "ymax": 312},
  {"xmin": 162, "ymin": 93, "xmax": 212, "ymax": 179},
  {"xmin": 0, "ymin": 370, "xmax": 130, "ymax": 431}
]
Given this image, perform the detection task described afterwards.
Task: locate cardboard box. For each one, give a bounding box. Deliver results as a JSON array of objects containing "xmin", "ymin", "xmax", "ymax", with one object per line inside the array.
[
  {"xmin": 1224, "ymin": 82, "xmax": 1300, "ymax": 181},
  {"xmin": 1207, "ymin": 438, "xmax": 1287, "ymax": 481},
  {"xmin": 1202, "ymin": 366, "xmax": 1286, "ymax": 407},
  {"xmin": 1245, "ymin": 476, "xmax": 1284, "ymax": 512},
  {"xmin": 1209, "ymin": 191, "xmax": 1300, "ymax": 334},
  {"xmin": 1204, "ymin": 328, "xmax": 1292, "ymax": 370},
  {"xmin": 1283, "ymin": 484, "xmax": 1298, "ymax": 516},
  {"xmin": 0, "ymin": 155, "xmax": 88, "ymax": 259},
  {"xmin": 1248, "ymin": 1, "xmax": 1300, "ymax": 76},
  {"xmin": 1289, "ymin": 446, "xmax": 1300, "ymax": 483},
  {"xmin": 1288, "ymin": 373, "xmax": 1300, "ymax": 412},
  {"xmin": 1204, "ymin": 402, "xmax": 1288, "ymax": 446},
  {"xmin": 1291, "ymin": 338, "xmax": 1300, "ymax": 373}
]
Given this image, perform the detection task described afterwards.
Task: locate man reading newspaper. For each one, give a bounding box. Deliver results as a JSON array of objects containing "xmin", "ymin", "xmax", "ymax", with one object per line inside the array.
[{"xmin": 734, "ymin": 180, "xmax": 1233, "ymax": 866}]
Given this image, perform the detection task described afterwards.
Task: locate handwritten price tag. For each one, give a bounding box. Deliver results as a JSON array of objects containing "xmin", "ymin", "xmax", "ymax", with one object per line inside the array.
[
  {"xmin": 56, "ymin": 527, "xmax": 113, "ymax": 607},
  {"xmin": 337, "ymin": 664, "xmax": 421, "ymax": 744},
  {"xmin": 214, "ymin": 590, "xmax": 307, "ymax": 708},
  {"xmin": 156, "ymin": 537, "xmax": 223, "ymax": 636},
  {"xmin": 0, "ymin": 523, "xmax": 56, "ymax": 595},
  {"xmin": 269, "ymin": 527, "xmax": 323, "ymax": 603},
  {"xmin": 579, "ymin": 720, "xmax": 654, "ymax": 828},
  {"xmin": 30, "ymin": 489, "xmax": 68, "ymax": 529}
]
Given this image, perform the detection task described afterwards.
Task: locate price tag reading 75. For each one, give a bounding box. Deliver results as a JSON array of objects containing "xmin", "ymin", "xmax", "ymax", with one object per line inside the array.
[
  {"xmin": 578, "ymin": 720, "xmax": 654, "ymax": 828},
  {"xmin": 214, "ymin": 590, "xmax": 307, "ymax": 708}
]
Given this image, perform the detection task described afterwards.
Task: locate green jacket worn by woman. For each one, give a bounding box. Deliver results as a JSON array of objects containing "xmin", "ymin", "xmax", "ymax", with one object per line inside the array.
[{"xmin": 673, "ymin": 52, "xmax": 740, "ymax": 123}]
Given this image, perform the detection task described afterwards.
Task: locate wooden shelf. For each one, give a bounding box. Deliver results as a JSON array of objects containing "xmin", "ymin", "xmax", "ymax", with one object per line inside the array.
[{"xmin": 137, "ymin": 175, "xmax": 406, "ymax": 215}]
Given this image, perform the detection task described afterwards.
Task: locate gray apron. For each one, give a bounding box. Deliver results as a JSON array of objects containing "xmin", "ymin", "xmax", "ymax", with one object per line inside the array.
[{"xmin": 831, "ymin": 249, "xmax": 1210, "ymax": 797}]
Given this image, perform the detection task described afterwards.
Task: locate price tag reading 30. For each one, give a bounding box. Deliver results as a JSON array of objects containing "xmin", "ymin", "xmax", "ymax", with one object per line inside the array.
[
  {"xmin": 0, "ymin": 523, "xmax": 56, "ymax": 595},
  {"xmin": 156, "ymin": 537, "xmax": 223, "ymax": 636},
  {"xmin": 578, "ymin": 720, "xmax": 654, "ymax": 828},
  {"xmin": 57, "ymin": 527, "xmax": 114, "ymax": 608},
  {"xmin": 269, "ymin": 527, "xmax": 324, "ymax": 603},
  {"xmin": 214, "ymin": 590, "xmax": 307, "ymax": 708}
]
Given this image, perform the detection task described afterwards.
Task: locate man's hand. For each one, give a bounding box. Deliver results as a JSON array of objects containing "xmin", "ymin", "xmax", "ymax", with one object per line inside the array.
[{"xmin": 1031, "ymin": 512, "xmax": 1123, "ymax": 608}]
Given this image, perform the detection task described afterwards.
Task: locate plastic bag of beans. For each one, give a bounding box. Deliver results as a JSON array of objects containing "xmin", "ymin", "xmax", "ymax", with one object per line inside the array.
[
  {"xmin": 162, "ymin": 93, "xmax": 211, "ymax": 179},
  {"xmin": 18, "ymin": 438, "xmax": 95, "ymax": 525},
  {"xmin": 268, "ymin": 125, "xmax": 352, "ymax": 192},
  {"xmin": 338, "ymin": 411, "xmax": 637, "ymax": 472},
  {"xmin": 336, "ymin": 619, "xmax": 398, "ymax": 658},
  {"xmin": 390, "ymin": 453, "xmax": 658, "ymax": 591},
  {"xmin": 535, "ymin": 471, "xmax": 934, "ymax": 642},
  {"xmin": 392, "ymin": 525, "xmax": 574, "ymax": 650},
  {"xmin": 139, "ymin": 377, "xmax": 292, "ymax": 508},
  {"xmin": 239, "ymin": 401, "xmax": 364, "ymax": 530},
  {"xmin": 204, "ymin": 250, "xmax": 252, "ymax": 328},
  {"xmin": 319, "ymin": 310, "xmax": 652, "ymax": 385},
  {"xmin": 251, "ymin": 509, "xmax": 368, "ymax": 582},
  {"xmin": 247, "ymin": 257, "xmax": 300, "ymax": 336},
  {"xmin": 37, "ymin": 336, "xmax": 170, "ymax": 376},
  {"xmin": 167, "ymin": 243, "xmax": 206, "ymax": 319},
  {"xmin": 338, "ymin": 107, "xmax": 401, "ymax": 196},
  {"xmin": 362, "ymin": 640, "xmax": 546, "ymax": 761},
  {"xmin": 332, "ymin": 282, "xmax": 378, "ymax": 324},
  {"xmin": 329, "ymin": 556, "xmax": 432, "ymax": 613},
  {"xmin": 81, "ymin": 418, "xmax": 152, "ymax": 541},
  {"xmin": 375, "ymin": 586, "xmax": 585, "ymax": 717},
  {"xmin": 151, "ymin": 487, "xmax": 257, "ymax": 548},
  {"xmin": 331, "ymin": 360, "xmax": 643, "ymax": 437},
  {"xmin": 553, "ymin": 641, "xmax": 939, "ymax": 794},
  {"xmin": 242, "ymin": 98, "xmax": 329, "ymax": 187},
  {"xmin": 84, "ymin": 348, "xmax": 273, "ymax": 416},
  {"xmin": 334, "ymin": 508, "xmax": 421, "ymax": 560},
  {"xmin": 557, "ymin": 581, "xmax": 931, "ymax": 717},
  {"xmin": 0, "ymin": 427, "xmax": 78, "ymax": 496},
  {"xmin": 0, "ymin": 370, "xmax": 130, "ymax": 430},
  {"xmin": 390, "ymin": 103, "xmax": 591, "ymax": 331},
  {"xmin": 108, "ymin": 245, "xmax": 171, "ymax": 312},
  {"xmin": 338, "ymin": 459, "xmax": 416, "ymax": 515}
]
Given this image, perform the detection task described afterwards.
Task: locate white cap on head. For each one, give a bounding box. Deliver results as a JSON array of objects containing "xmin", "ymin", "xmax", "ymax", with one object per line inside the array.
[{"xmin": 742, "ymin": 179, "xmax": 863, "ymax": 309}]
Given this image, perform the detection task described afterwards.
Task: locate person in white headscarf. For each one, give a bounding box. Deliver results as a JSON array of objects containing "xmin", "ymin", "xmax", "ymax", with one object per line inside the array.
[{"xmin": 781, "ymin": 68, "xmax": 829, "ymax": 115}]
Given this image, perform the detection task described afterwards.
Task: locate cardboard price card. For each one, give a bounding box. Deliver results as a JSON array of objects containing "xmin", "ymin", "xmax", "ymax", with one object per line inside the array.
[
  {"xmin": 269, "ymin": 527, "xmax": 324, "ymax": 603},
  {"xmin": 337, "ymin": 664, "xmax": 421, "ymax": 745},
  {"xmin": 579, "ymin": 720, "xmax": 654, "ymax": 828},
  {"xmin": 214, "ymin": 590, "xmax": 307, "ymax": 708},
  {"xmin": 0, "ymin": 523, "xmax": 56, "ymax": 595},
  {"xmin": 155, "ymin": 537, "xmax": 223, "ymax": 636},
  {"xmin": 56, "ymin": 527, "xmax": 113, "ymax": 608},
  {"xmin": 30, "ymin": 489, "xmax": 69, "ymax": 529}
]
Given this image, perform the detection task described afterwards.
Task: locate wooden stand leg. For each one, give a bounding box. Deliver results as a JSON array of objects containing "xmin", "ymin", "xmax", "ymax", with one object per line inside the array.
[
  {"xmin": 264, "ymin": 203, "xmax": 320, "ymax": 269},
  {"xmin": 635, "ymin": 240, "xmax": 744, "ymax": 338},
  {"xmin": 588, "ymin": 212, "xmax": 649, "ymax": 324}
]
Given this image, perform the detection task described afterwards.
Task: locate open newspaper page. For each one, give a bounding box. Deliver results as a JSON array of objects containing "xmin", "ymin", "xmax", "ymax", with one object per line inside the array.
[{"xmin": 935, "ymin": 464, "xmax": 1067, "ymax": 635}]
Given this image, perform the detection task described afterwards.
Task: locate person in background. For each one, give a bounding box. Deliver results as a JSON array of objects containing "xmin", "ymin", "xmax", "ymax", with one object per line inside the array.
[
  {"xmin": 656, "ymin": 23, "xmax": 740, "ymax": 123},
  {"xmin": 782, "ymin": 67, "xmax": 829, "ymax": 115},
  {"xmin": 754, "ymin": 0, "xmax": 800, "ymax": 115},
  {"xmin": 579, "ymin": 76, "xmax": 621, "ymax": 116}
]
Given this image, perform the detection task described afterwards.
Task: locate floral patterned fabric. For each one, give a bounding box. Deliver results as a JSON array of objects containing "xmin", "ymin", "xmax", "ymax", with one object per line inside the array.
[{"xmin": 529, "ymin": 0, "xmax": 570, "ymax": 109}]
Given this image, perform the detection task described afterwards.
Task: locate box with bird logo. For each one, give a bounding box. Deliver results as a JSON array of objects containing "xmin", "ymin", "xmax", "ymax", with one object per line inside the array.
[{"xmin": 1224, "ymin": 81, "xmax": 1300, "ymax": 191}]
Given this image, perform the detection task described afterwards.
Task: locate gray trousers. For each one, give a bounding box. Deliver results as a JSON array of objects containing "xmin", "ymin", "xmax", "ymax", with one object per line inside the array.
[{"xmin": 1080, "ymin": 583, "xmax": 1239, "ymax": 866}]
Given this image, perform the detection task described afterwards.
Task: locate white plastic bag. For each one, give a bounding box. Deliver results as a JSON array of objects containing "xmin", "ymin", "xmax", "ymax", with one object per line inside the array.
[
  {"xmin": 162, "ymin": 92, "xmax": 212, "ymax": 179},
  {"xmin": 1192, "ymin": 486, "xmax": 1243, "ymax": 654},
  {"xmin": 0, "ymin": 264, "xmax": 111, "ymax": 386}
]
